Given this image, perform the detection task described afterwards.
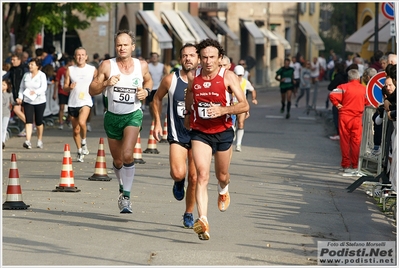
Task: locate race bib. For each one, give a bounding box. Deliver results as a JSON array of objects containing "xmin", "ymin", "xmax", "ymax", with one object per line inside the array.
[
  {"xmin": 113, "ymin": 86, "xmax": 136, "ymax": 104},
  {"xmin": 284, "ymin": 78, "xmax": 292, "ymax": 83},
  {"xmin": 197, "ymin": 102, "xmax": 221, "ymax": 119},
  {"xmin": 177, "ymin": 101, "xmax": 185, "ymax": 118},
  {"xmin": 79, "ymin": 92, "xmax": 85, "ymax": 100}
]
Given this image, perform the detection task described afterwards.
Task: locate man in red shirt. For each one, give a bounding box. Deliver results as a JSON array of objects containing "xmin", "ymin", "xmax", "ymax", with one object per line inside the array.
[
  {"xmin": 184, "ymin": 39, "xmax": 249, "ymax": 240},
  {"xmin": 53, "ymin": 57, "xmax": 73, "ymax": 129},
  {"xmin": 329, "ymin": 69, "xmax": 370, "ymax": 176}
]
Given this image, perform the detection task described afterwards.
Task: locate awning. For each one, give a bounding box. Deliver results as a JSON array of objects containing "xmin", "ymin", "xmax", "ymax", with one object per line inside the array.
[
  {"xmin": 211, "ymin": 17, "xmax": 241, "ymax": 45},
  {"xmin": 368, "ymin": 22, "xmax": 393, "ymax": 52},
  {"xmin": 241, "ymin": 20, "xmax": 265, "ymax": 45},
  {"xmin": 178, "ymin": 11, "xmax": 209, "ymax": 43},
  {"xmin": 272, "ymin": 31, "xmax": 291, "ymax": 50},
  {"xmin": 161, "ymin": 10, "xmax": 196, "ymax": 44},
  {"xmin": 260, "ymin": 28, "xmax": 279, "ymax": 46},
  {"xmin": 136, "ymin": 10, "xmax": 173, "ymax": 49},
  {"xmin": 299, "ymin": 21, "xmax": 325, "ymax": 50},
  {"xmin": 193, "ymin": 17, "xmax": 218, "ymax": 40},
  {"xmin": 345, "ymin": 15, "xmax": 390, "ymax": 53}
]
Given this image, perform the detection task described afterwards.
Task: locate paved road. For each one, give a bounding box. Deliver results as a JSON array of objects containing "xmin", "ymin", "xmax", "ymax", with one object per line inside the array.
[{"xmin": 2, "ymin": 82, "xmax": 396, "ymax": 267}]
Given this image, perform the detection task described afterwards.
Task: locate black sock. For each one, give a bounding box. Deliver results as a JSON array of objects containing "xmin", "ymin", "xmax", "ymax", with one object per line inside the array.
[{"xmin": 287, "ymin": 101, "xmax": 291, "ymax": 113}]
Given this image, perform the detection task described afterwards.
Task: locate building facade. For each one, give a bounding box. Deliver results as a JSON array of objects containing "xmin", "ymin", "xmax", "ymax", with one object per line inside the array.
[{"xmin": 59, "ymin": 2, "xmax": 324, "ymax": 87}]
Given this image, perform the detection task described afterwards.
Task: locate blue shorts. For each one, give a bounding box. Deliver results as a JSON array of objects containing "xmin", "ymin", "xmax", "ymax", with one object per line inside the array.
[{"xmin": 190, "ymin": 127, "xmax": 234, "ymax": 154}]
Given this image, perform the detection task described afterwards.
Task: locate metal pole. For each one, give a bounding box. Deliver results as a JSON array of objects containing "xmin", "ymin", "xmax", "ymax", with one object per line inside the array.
[
  {"xmin": 62, "ymin": 10, "xmax": 66, "ymax": 53},
  {"xmin": 374, "ymin": 3, "xmax": 379, "ymax": 53}
]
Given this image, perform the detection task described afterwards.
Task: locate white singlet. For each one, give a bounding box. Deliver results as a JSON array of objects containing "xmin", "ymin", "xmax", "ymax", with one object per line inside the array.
[
  {"xmin": 67, "ymin": 64, "xmax": 96, "ymax": 108},
  {"xmin": 106, "ymin": 58, "xmax": 143, "ymax": 114}
]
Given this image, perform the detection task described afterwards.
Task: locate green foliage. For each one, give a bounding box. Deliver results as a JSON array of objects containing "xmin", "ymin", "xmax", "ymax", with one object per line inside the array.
[
  {"xmin": 3, "ymin": 2, "xmax": 109, "ymax": 57},
  {"xmin": 330, "ymin": 3, "xmax": 357, "ymax": 38}
]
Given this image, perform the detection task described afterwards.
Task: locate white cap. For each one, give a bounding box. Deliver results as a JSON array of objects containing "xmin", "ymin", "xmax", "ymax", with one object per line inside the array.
[{"xmin": 234, "ymin": 65, "xmax": 245, "ymax": 76}]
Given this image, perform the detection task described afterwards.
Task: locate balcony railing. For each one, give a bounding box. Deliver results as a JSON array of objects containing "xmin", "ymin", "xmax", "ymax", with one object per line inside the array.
[{"xmin": 199, "ymin": 3, "xmax": 228, "ymax": 12}]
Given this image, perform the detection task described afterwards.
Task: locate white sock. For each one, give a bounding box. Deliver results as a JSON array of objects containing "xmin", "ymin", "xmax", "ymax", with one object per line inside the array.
[
  {"xmin": 218, "ymin": 183, "xmax": 229, "ymax": 194},
  {"xmin": 81, "ymin": 138, "xmax": 86, "ymax": 145},
  {"xmin": 121, "ymin": 163, "xmax": 135, "ymax": 193},
  {"xmin": 113, "ymin": 164, "xmax": 123, "ymax": 186},
  {"xmin": 236, "ymin": 129, "xmax": 244, "ymax": 146}
]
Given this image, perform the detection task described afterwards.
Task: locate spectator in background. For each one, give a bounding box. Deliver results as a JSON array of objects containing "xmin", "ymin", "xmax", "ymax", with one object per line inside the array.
[
  {"xmin": 369, "ymin": 50, "xmax": 383, "ymax": 72},
  {"xmin": 89, "ymin": 53, "xmax": 100, "ymax": 69},
  {"xmin": 353, "ymin": 56, "xmax": 365, "ymax": 77},
  {"xmin": 329, "ymin": 69, "xmax": 369, "ymax": 176},
  {"xmin": 16, "ymin": 58, "xmax": 48, "ymax": 149},
  {"xmin": 35, "ymin": 48, "xmax": 47, "ymax": 61},
  {"xmin": 229, "ymin": 57, "xmax": 236, "ymax": 72},
  {"xmin": 54, "ymin": 57, "xmax": 74, "ymax": 130},
  {"xmin": 147, "ymin": 52, "xmax": 167, "ymax": 118},
  {"xmin": 327, "ymin": 62, "xmax": 347, "ymax": 140},
  {"xmin": 103, "ymin": 53, "xmax": 111, "ymax": 61},
  {"xmin": 318, "ymin": 53, "xmax": 327, "ymax": 81},
  {"xmin": 3, "ymin": 53, "xmax": 29, "ymax": 136},
  {"xmin": 22, "ymin": 51, "xmax": 31, "ymax": 68},
  {"xmin": 388, "ymin": 54, "xmax": 397, "ymax": 65},
  {"xmin": 326, "ymin": 54, "xmax": 336, "ymax": 81},
  {"xmin": 42, "ymin": 45, "xmax": 56, "ymax": 68},
  {"xmin": 345, "ymin": 54, "xmax": 353, "ymax": 68},
  {"xmin": 379, "ymin": 55, "xmax": 388, "ymax": 72},
  {"xmin": 2, "ymin": 78, "xmax": 13, "ymax": 149}
]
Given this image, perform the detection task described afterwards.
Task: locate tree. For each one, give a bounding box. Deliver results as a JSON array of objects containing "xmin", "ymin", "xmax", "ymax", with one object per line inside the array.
[
  {"xmin": 2, "ymin": 3, "xmax": 109, "ymax": 59},
  {"xmin": 329, "ymin": 3, "xmax": 357, "ymax": 57}
]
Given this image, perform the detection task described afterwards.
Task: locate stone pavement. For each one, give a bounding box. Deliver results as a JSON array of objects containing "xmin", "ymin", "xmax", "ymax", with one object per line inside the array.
[{"xmin": 1, "ymin": 82, "xmax": 396, "ymax": 267}]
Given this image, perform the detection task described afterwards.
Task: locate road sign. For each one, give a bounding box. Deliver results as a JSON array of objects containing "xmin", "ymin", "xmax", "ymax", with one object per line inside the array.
[
  {"xmin": 381, "ymin": 2, "xmax": 395, "ymax": 20},
  {"xmin": 390, "ymin": 20, "xmax": 396, "ymax": 36},
  {"xmin": 366, "ymin": 71, "xmax": 386, "ymax": 108}
]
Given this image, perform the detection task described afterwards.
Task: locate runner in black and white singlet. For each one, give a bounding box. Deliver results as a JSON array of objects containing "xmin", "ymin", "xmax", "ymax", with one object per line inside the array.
[
  {"xmin": 89, "ymin": 30, "xmax": 153, "ymax": 214},
  {"xmin": 153, "ymin": 43, "xmax": 199, "ymax": 229}
]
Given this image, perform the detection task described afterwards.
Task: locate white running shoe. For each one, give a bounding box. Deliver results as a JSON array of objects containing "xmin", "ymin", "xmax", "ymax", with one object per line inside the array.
[
  {"xmin": 37, "ymin": 140, "xmax": 43, "ymax": 149},
  {"xmin": 77, "ymin": 152, "xmax": 84, "ymax": 162},
  {"xmin": 82, "ymin": 144, "xmax": 89, "ymax": 155},
  {"xmin": 118, "ymin": 194, "xmax": 133, "ymax": 213}
]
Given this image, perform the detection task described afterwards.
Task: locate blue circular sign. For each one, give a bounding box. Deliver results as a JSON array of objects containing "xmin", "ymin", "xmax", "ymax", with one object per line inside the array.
[
  {"xmin": 366, "ymin": 72, "xmax": 386, "ymax": 107},
  {"xmin": 382, "ymin": 2, "xmax": 395, "ymax": 20}
]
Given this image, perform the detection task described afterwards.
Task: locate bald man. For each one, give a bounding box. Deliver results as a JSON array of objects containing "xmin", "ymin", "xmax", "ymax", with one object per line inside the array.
[{"xmin": 388, "ymin": 54, "xmax": 397, "ymax": 65}]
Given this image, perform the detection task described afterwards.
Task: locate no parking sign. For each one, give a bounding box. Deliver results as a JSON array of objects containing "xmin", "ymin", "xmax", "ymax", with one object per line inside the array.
[
  {"xmin": 381, "ymin": 2, "xmax": 395, "ymax": 20},
  {"xmin": 366, "ymin": 72, "xmax": 386, "ymax": 108}
]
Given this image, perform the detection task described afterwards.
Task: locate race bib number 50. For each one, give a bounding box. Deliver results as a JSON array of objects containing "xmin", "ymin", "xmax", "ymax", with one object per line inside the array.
[{"xmin": 113, "ymin": 87, "xmax": 136, "ymax": 104}]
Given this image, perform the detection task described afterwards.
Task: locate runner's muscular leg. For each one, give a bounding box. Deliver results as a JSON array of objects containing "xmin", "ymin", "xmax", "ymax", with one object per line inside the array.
[
  {"xmin": 214, "ymin": 146, "xmax": 232, "ymax": 189},
  {"xmin": 191, "ymin": 140, "xmax": 213, "ymax": 218},
  {"xmin": 169, "ymin": 143, "xmax": 188, "ymax": 181}
]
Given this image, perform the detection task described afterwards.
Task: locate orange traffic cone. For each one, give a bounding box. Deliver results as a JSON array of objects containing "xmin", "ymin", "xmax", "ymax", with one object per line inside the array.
[
  {"xmin": 89, "ymin": 138, "xmax": 112, "ymax": 181},
  {"xmin": 144, "ymin": 120, "xmax": 160, "ymax": 154},
  {"xmin": 160, "ymin": 115, "xmax": 168, "ymax": 143},
  {"xmin": 3, "ymin": 154, "xmax": 30, "ymax": 210},
  {"xmin": 53, "ymin": 144, "xmax": 81, "ymax": 192},
  {"xmin": 134, "ymin": 133, "xmax": 146, "ymax": 164}
]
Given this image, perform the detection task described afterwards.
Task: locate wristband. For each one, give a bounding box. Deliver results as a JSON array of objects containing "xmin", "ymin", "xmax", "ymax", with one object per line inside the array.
[{"xmin": 145, "ymin": 88, "xmax": 151, "ymax": 96}]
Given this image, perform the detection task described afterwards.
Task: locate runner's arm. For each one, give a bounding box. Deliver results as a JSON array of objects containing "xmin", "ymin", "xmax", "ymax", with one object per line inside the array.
[{"xmin": 89, "ymin": 60, "xmax": 111, "ymax": 96}]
